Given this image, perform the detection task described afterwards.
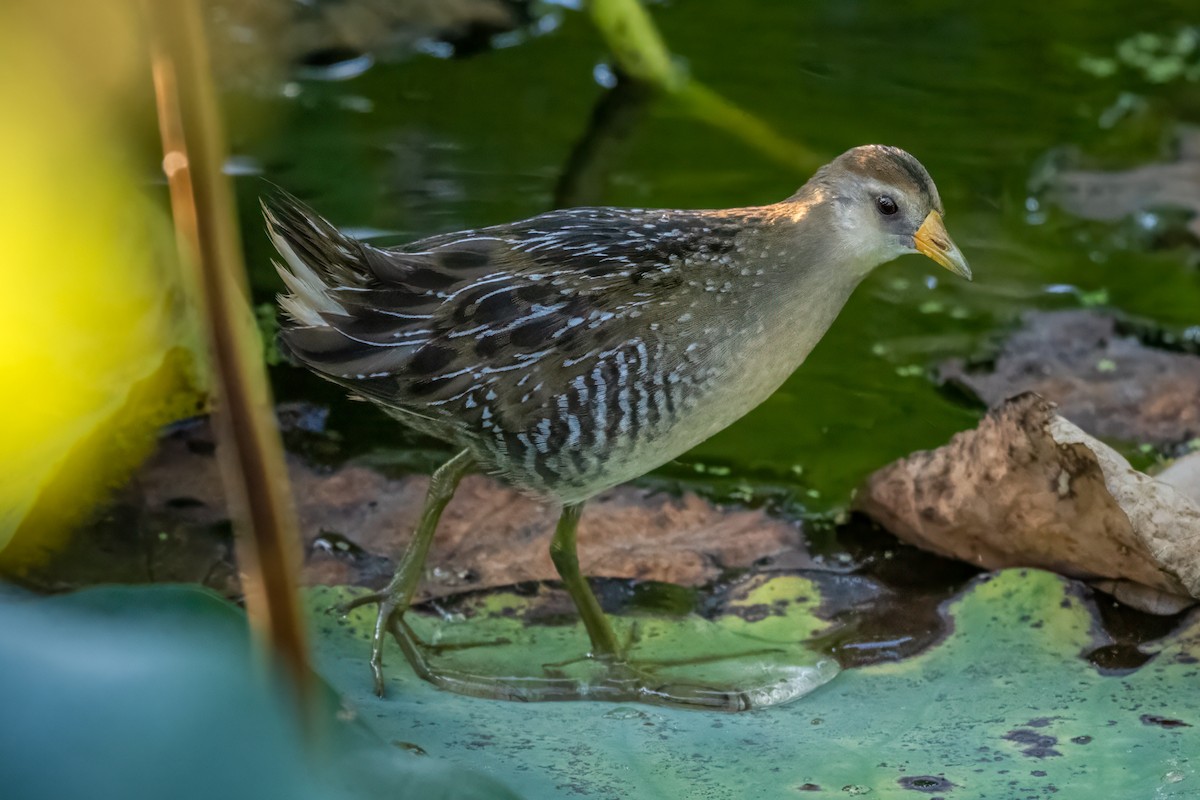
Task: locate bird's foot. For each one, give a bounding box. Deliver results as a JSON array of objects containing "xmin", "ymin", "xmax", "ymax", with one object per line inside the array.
[
  {"xmin": 545, "ymin": 653, "xmax": 766, "ymax": 710},
  {"xmin": 369, "ymin": 613, "xmax": 835, "ymax": 711},
  {"xmin": 332, "ymin": 591, "xmax": 405, "ymax": 698}
]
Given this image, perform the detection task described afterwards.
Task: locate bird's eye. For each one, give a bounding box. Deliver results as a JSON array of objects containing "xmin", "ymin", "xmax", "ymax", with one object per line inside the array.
[{"xmin": 875, "ymin": 195, "xmax": 899, "ymax": 216}]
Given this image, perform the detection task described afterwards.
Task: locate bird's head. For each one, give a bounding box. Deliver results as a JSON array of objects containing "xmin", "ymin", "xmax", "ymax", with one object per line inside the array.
[{"xmin": 794, "ymin": 145, "xmax": 971, "ymax": 281}]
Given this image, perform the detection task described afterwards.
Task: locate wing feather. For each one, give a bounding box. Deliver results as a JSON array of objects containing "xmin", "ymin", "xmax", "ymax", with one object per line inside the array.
[{"xmin": 268, "ymin": 192, "xmax": 743, "ymax": 439}]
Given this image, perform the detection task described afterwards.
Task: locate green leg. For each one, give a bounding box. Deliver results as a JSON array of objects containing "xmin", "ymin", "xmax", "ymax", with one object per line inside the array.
[
  {"xmin": 340, "ymin": 449, "xmax": 473, "ymax": 696},
  {"xmin": 345, "ymin": 492, "xmax": 813, "ymax": 711},
  {"xmin": 549, "ymin": 502, "xmax": 622, "ymax": 658}
]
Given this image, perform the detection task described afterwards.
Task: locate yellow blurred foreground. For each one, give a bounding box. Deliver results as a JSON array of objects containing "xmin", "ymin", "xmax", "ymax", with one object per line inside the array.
[{"xmin": 0, "ymin": 3, "xmax": 205, "ymax": 568}]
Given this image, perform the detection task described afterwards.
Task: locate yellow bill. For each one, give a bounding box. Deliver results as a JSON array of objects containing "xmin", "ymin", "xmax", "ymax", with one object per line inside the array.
[{"xmin": 914, "ymin": 210, "xmax": 972, "ymax": 280}]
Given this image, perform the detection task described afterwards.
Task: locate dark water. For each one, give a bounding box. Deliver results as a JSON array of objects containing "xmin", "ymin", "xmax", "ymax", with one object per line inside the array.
[{"xmin": 229, "ymin": 0, "xmax": 1200, "ymax": 513}]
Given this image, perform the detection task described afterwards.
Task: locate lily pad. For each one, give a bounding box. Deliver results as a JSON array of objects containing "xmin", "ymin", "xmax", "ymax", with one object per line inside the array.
[
  {"xmin": 313, "ymin": 569, "xmax": 1200, "ymax": 798},
  {"xmin": 0, "ymin": 583, "xmax": 520, "ymax": 800},
  {"xmin": 314, "ymin": 580, "xmax": 837, "ymax": 710}
]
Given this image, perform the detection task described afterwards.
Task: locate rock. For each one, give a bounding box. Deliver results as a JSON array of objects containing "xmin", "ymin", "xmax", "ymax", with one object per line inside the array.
[
  {"xmin": 940, "ymin": 310, "xmax": 1200, "ymax": 447},
  {"xmin": 854, "ymin": 393, "xmax": 1200, "ymax": 614}
]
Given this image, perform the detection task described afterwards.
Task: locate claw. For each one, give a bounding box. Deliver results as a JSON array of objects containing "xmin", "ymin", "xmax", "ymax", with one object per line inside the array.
[
  {"xmin": 368, "ymin": 598, "xmax": 399, "ymax": 698},
  {"xmin": 334, "ymin": 591, "xmax": 388, "ymax": 616},
  {"xmin": 326, "ymin": 590, "xmax": 404, "ymax": 698}
]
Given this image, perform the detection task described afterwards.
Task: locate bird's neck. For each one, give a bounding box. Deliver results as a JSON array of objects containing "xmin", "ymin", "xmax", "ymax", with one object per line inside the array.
[
  {"xmin": 729, "ymin": 202, "xmax": 870, "ymax": 366},
  {"xmin": 653, "ymin": 203, "xmax": 869, "ymax": 449}
]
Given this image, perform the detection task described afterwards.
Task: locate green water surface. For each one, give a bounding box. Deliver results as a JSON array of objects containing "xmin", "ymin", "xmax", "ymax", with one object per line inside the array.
[{"xmin": 232, "ymin": 0, "xmax": 1200, "ymax": 513}]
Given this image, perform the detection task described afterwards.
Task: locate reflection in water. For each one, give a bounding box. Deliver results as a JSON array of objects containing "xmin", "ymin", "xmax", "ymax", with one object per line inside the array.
[{"xmin": 556, "ymin": 70, "xmax": 654, "ymax": 208}]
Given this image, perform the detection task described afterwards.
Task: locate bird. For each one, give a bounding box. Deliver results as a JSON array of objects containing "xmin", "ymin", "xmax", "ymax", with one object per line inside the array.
[{"xmin": 266, "ymin": 144, "xmax": 971, "ymax": 707}]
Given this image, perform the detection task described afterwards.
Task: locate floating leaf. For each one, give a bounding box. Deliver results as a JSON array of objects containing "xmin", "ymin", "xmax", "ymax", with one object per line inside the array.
[
  {"xmin": 313, "ymin": 582, "xmax": 836, "ymax": 709},
  {"xmin": 314, "ymin": 570, "xmax": 1200, "ymax": 798},
  {"xmin": 0, "ymin": 584, "xmax": 520, "ymax": 800}
]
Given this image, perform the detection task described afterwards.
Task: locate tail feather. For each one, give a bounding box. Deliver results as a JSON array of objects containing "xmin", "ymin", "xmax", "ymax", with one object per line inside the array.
[
  {"xmin": 264, "ymin": 189, "xmax": 431, "ymax": 390},
  {"xmin": 262, "ymin": 190, "xmax": 366, "ymax": 326},
  {"xmin": 265, "ymin": 188, "xmax": 487, "ymax": 424}
]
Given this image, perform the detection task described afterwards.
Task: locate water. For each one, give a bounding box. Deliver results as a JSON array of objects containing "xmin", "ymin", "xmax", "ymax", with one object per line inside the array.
[{"xmin": 229, "ymin": 0, "xmax": 1200, "ymax": 514}]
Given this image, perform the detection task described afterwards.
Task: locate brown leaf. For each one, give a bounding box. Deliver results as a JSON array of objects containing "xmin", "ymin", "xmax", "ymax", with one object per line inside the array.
[
  {"xmin": 66, "ymin": 415, "xmax": 807, "ymax": 599},
  {"xmin": 1158, "ymin": 452, "xmax": 1200, "ymax": 507},
  {"xmin": 295, "ymin": 467, "xmax": 808, "ymax": 597},
  {"xmin": 854, "ymin": 394, "xmax": 1200, "ymax": 613}
]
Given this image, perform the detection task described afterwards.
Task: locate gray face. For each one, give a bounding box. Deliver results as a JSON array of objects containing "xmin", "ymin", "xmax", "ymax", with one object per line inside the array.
[{"xmin": 800, "ymin": 145, "xmax": 969, "ymax": 279}]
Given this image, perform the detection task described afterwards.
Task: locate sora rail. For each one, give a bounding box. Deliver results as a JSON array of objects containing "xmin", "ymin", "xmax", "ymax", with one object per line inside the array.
[{"xmin": 268, "ymin": 144, "xmax": 971, "ymax": 705}]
